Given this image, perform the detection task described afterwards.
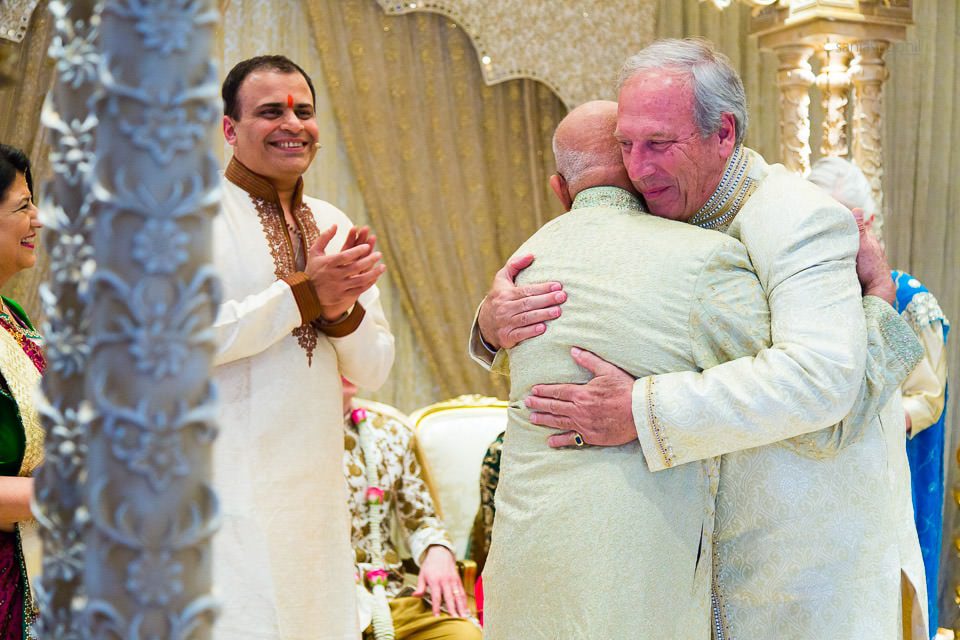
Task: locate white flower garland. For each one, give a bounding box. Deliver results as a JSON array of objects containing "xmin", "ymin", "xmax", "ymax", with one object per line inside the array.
[{"xmin": 353, "ymin": 407, "xmax": 395, "ymax": 640}]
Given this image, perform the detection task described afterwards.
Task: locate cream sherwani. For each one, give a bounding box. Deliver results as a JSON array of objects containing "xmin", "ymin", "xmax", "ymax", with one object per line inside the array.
[
  {"xmin": 630, "ymin": 148, "xmax": 925, "ymax": 639},
  {"xmin": 482, "ymin": 187, "xmax": 771, "ymax": 639},
  {"xmin": 212, "ymin": 159, "xmax": 395, "ymax": 639}
]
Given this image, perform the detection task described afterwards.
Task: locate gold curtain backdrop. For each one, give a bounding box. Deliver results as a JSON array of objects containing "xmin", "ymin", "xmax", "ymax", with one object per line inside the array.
[
  {"xmin": 305, "ymin": 0, "xmax": 567, "ymax": 403},
  {"xmin": 374, "ymin": 0, "xmax": 657, "ymax": 108}
]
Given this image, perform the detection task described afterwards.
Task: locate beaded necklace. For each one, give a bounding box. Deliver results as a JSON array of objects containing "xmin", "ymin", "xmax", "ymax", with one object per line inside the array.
[
  {"xmin": 352, "ymin": 407, "xmax": 395, "ymax": 640},
  {"xmin": 0, "ymin": 306, "xmax": 44, "ymax": 375},
  {"xmin": 689, "ymin": 145, "xmax": 758, "ymax": 231}
]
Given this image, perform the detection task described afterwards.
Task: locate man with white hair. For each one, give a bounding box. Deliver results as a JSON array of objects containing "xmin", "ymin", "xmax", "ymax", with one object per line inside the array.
[
  {"xmin": 472, "ymin": 39, "xmax": 926, "ymax": 639},
  {"xmin": 809, "ymin": 156, "xmax": 951, "ymax": 638}
]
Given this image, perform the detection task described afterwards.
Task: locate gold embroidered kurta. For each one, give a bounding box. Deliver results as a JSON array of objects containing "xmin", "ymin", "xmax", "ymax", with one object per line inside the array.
[
  {"xmin": 342, "ymin": 401, "xmax": 453, "ymax": 598},
  {"xmin": 483, "ymin": 187, "xmax": 771, "ymax": 640},
  {"xmin": 212, "ymin": 160, "xmax": 395, "ymax": 640}
]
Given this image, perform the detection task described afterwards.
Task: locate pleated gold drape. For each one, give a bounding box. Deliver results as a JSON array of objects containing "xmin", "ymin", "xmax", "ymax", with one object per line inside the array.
[
  {"xmin": 305, "ymin": 0, "xmax": 567, "ymax": 400},
  {"xmin": 0, "ymin": 0, "xmax": 55, "ymax": 318}
]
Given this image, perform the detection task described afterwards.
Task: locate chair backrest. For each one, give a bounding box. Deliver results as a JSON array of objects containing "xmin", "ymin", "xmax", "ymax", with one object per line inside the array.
[{"xmin": 409, "ymin": 395, "xmax": 508, "ymax": 559}]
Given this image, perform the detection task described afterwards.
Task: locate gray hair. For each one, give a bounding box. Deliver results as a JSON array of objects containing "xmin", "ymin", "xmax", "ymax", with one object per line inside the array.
[
  {"xmin": 552, "ymin": 135, "xmax": 595, "ymax": 186},
  {"xmin": 618, "ymin": 38, "xmax": 748, "ymax": 145},
  {"xmin": 807, "ymin": 156, "xmax": 877, "ymax": 215},
  {"xmin": 807, "ymin": 156, "xmax": 883, "ymax": 236}
]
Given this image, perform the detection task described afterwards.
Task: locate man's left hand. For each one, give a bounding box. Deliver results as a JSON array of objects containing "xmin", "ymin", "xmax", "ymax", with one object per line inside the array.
[
  {"xmin": 526, "ymin": 348, "xmax": 637, "ymax": 448},
  {"xmin": 413, "ymin": 545, "xmax": 469, "ymax": 618},
  {"xmin": 851, "ymin": 208, "xmax": 895, "ymax": 305}
]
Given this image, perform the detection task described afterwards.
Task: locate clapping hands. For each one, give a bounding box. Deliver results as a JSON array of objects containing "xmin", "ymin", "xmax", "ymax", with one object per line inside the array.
[{"xmin": 305, "ymin": 224, "xmax": 386, "ymax": 321}]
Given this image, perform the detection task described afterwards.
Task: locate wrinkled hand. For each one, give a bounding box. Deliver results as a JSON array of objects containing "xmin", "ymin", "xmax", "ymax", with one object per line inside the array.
[
  {"xmin": 305, "ymin": 224, "xmax": 386, "ymax": 321},
  {"xmin": 525, "ymin": 348, "xmax": 637, "ymax": 448},
  {"xmin": 413, "ymin": 545, "xmax": 469, "ymax": 617},
  {"xmin": 851, "ymin": 208, "xmax": 895, "ymax": 305},
  {"xmin": 477, "ymin": 253, "xmax": 566, "ymax": 350}
]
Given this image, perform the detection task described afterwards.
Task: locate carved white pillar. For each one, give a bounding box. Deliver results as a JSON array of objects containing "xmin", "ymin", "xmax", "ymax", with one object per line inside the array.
[
  {"xmin": 34, "ymin": 1, "xmax": 100, "ymax": 636},
  {"xmin": 850, "ymin": 39, "xmax": 889, "ymax": 233},
  {"xmin": 815, "ymin": 46, "xmax": 853, "ymax": 158},
  {"xmin": 774, "ymin": 44, "xmax": 816, "ymax": 175},
  {"xmin": 83, "ymin": 0, "xmax": 221, "ymax": 637}
]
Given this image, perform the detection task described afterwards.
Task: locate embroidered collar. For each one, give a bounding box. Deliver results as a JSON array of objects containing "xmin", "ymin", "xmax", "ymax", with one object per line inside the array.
[
  {"xmin": 225, "ymin": 156, "xmax": 322, "ymax": 364},
  {"xmin": 225, "ymin": 156, "xmax": 305, "ymax": 210},
  {"xmin": 689, "ymin": 145, "xmax": 758, "ymax": 231},
  {"xmin": 571, "ymin": 186, "xmax": 646, "ymax": 212}
]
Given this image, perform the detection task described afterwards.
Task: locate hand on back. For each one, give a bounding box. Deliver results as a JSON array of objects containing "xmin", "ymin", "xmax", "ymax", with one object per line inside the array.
[
  {"xmin": 851, "ymin": 208, "xmax": 895, "ymax": 305},
  {"xmin": 477, "ymin": 253, "xmax": 566, "ymax": 350}
]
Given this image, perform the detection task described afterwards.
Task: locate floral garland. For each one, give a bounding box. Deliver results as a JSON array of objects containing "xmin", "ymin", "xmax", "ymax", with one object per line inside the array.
[{"xmin": 352, "ymin": 407, "xmax": 395, "ymax": 640}]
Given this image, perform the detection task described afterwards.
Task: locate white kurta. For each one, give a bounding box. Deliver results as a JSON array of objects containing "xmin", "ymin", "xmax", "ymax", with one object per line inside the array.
[
  {"xmin": 212, "ymin": 170, "xmax": 394, "ymax": 639},
  {"xmin": 632, "ymin": 151, "xmax": 925, "ymax": 639}
]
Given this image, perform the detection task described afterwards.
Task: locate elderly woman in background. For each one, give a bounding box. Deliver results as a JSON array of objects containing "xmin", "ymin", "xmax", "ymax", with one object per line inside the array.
[{"xmin": 0, "ymin": 144, "xmax": 45, "ymax": 638}]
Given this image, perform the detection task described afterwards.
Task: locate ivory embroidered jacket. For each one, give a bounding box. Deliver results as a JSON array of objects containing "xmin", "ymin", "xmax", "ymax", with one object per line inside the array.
[{"xmin": 632, "ymin": 150, "xmax": 925, "ymax": 640}]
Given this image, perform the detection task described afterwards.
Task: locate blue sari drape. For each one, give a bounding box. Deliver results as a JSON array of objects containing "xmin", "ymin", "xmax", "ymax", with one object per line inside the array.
[{"xmin": 893, "ymin": 270, "xmax": 949, "ymax": 637}]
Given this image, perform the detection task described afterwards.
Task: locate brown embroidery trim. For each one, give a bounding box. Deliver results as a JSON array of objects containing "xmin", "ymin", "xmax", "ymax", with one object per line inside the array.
[
  {"xmin": 316, "ymin": 303, "xmax": 366, "ymax": 338},
  {"xmin": 293, "ymin": 200, "xmax": 322, "ymax": 251},
  {"xmin": 250, "ymin": 195, "xmax": 319, "ymax": 364},
  {"xmin": 282, "ymin": 272, "xmax": 323, "ymax": 324}
]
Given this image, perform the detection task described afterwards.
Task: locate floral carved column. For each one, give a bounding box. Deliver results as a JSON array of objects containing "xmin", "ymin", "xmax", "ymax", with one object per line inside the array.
[
  {"xmin": 34, "ymin": 0, "xmax": 100, "ymax": 636},
  {"xmin": 815, "ymin": 46, "xmax": 853, "ymax": 158},
  {"xmin": 849, "ymin": 39, "xmax": 889, "ymax": 232},
  {"xmin": 83, "ymin": 0, "xmax": 222, "ymax": 637},
  {"xmin": 774, "ymin": 44, "xmax": 815, "ymax": 175}
]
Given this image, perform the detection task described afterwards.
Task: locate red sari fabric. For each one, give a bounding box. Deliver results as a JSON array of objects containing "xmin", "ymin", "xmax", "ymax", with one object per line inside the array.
[{"xmin": 0, "ymin": 530, "xmax": 24, "ymax": 637}]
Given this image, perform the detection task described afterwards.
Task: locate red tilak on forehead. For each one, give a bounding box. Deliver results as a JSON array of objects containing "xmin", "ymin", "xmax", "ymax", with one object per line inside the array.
[{"xmin": 287, "ymin": 94, "xmax": 294, "ymax": 108}]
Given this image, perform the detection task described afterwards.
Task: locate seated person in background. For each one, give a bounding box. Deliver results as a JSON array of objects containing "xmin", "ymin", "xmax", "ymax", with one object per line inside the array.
[
  {"xmin": 342, "ymin": 378, "xmax": 480, "ymax": 640},
  {"xmin": 809, "ymin": 156, "xmax": 951, "ymax": 638},
  {"xmin": 467, "ymin": 431, "xmax": 503, "ymax": 574}
]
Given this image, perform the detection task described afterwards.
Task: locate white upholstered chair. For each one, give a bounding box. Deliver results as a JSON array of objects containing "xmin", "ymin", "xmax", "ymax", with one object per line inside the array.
[{"xmin": 408, "ymin": 395, "xmax": 509, "ymax": 561}]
